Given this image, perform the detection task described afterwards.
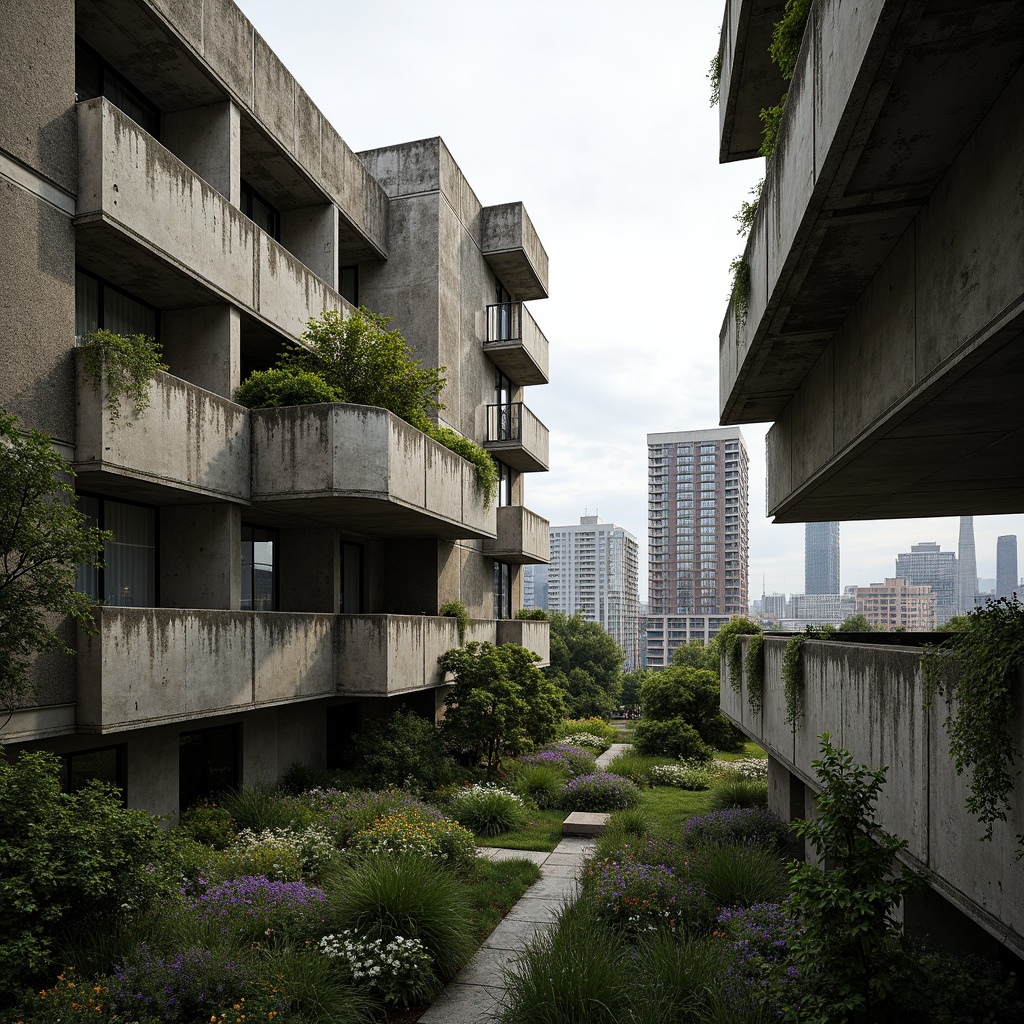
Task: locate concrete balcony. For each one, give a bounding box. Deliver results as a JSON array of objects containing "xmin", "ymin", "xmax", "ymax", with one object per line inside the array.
[
  {"xmin": 722, "ymin": 634, "xmax": 1024, "ymax": 958},
  {"xmin": 250, "ymin": 403, "xmax": 496, "ymax": 539},
  {"xmin": 74, "ymin": 357, "xmax": 250, "ymax": 505},
  {"xmin": 77, "ymin": 607, "xmax": 339, "ymax": 732},
  {"xmin": 497, "ymin": 618, "xmax": 550, "ymax": 667},
  {"xmin": 718, "ymin": 4, "xmax": 1024, "ymax": 521},
  {"xmin": 484, "ymin": 403, "xmax": 549, "ymax": 473},
  {"xmin": 484, "ymin": 506, "xmax": 550, "ymax": 564},
  {"xmin": 484, "ymin": 303, "xmax": 550, "ymax": 386},
  {"xmin": 481, "ymin": 203, "xmax": 549, "ymax": 301},
  {"xmin": 75, "ymin": 98, "xmax": 350, "ymax": 344}
]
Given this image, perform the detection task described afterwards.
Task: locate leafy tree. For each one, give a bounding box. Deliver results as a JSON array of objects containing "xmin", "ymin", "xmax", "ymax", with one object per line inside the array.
[
  {"xmin": 786, "ymin": 734, "xmax": 919, "ymax": 1024},
  {"xmin": 0, "ymin": 749, "xmax": 175, "ymax": 1001},
  {"xmin": 280, "ymin": 307, "xmax": 446, "ymax": 431},
  {"xmin": 350, "ymin": 707, "xmax": 456, "ymax": 789},
  {"xmin": 619, "ymin": 669, "xmax": 650, "ymax": 717},
  {"xmin": 0, "ymin": 411, "xmax": 108, "ymax": 716},
  {"xmin": 545, "ymin": 612, "xmax": 624, "ymax": 719},
  {"xmin": 439, "ymin": 642, "xmax": 565, "ymax": 775},
  {"xmin": 671, "ymin": 638, "xmax": 717, "ymax": 671},
  {"xmin": 839, "ymin": 614, "xmax": 874, "ymax": 632}
]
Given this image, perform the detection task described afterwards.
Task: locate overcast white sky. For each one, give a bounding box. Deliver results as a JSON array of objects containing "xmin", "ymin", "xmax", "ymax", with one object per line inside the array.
[{"xmin": 238, "ymin": 0, "xmax": 1022, "ymax": 599}]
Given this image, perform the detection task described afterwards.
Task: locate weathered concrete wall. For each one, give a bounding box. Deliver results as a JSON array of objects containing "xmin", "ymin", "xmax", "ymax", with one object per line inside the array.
[
  {"xmin": 160, "ymin": 504, "xmax": 241, "ymax": 609},
  {"xmin": 484, "ymin": 505, "xmax": 551, "ymax": 564},
  {"xmin": 76, "ymin": 99, "xmax": 351, "ymax": 345},
  {"xmin": 481, "ymin": 202, "xmax": 549, "ymax": 301},
  {"xmin": 75, "ymin": 357, "xmax": 251, "ymax": 502},
  {"xmin": 484, "ymin": 303, "xmax": 550, "ymax": 386},
  {"xmin": 723, "ymin": 636, "xmax": 1024, "ymax": 956},
  {"xmin": 497, "ymin": 618, "xmax": 550, "ymax": 667}
]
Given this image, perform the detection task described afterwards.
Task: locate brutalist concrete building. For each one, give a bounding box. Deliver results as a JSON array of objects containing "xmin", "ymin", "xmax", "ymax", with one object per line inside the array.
[
  {"xmin": 716, "ymin": 1, "xmax": 1023, "ymax": 959},
  {"xmin": 1, "ymin": 0, "xmax": 551, "ymax": 816}
]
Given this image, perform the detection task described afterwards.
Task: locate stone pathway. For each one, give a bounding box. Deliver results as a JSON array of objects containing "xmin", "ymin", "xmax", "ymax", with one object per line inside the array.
[{"xmin": 415, "ymin": 742, "xmax": 632, "ymax": 1023}]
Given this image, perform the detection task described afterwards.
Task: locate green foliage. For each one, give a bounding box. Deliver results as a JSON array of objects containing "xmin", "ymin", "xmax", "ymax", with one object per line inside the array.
[
  {"xmin": 0, "ymin": 749, "xmax": 174, "ymax": 999},
  {"xmin": 709, "ymin": 778, "xmax": 769, "ymax": 811},
  {"xmin": 782, "ymin": 634, "xmax": 805, "ymax": 725},
  {"xmin": 516, "ymin": 607, "xmax": 549, "ymax": 620},
  {"xmin": 638, "ymin": 663, "xmax": 745, "ymax": 753},
  {"xmin": 672, "ymin": 637, "xmax": 717, "ymax": 671},
  {"xmin": 561, "ymin": 772, "xmax": 640, "ymax": 812},
  {"xmin": 424, "ymin": 424, "xmax": 498, "ymax": 504},
  {"xmin": 745, "ymin": 632, "xmax": 766, "ymax": 714},
  {"xmin": 735, "ymin": 179, "xmax": 764, "ymax": 236},
  {"xmin": 786, "ymin": 734, "xmax": 918, "ymax": 1024},
  {"xmin": 556, "ymin": 717, "xmax": 618, "ymax": 744},
  {"xmin": 177, "ymin": 802, "xmax": 237, "ymax": 850},
  {"xmin": 937, "ymin": 613, "xmax": 972, "ymax": 632},
  {"xmin": 633, "ymin": 718, "xmax": 712, "ymax": 761},
  {"xmin": 0, "ymin": 411, "xmax": 110, "ymax": 712},
  {"xmin": 545, "ymin": 612, "xmax": 624, "ymax": 719},
  {"xmin": 839, "ymin": 613, "xmax": 875, "ymax": 632},
  {"xmin": 439, "ymin": 598, "xmax": 471, "ymax": 644},
  {"xmin": 770, "ymin": 0, "xmax": 812, "ymax": 80},
  {"xmin": 281, "ymin": 307, "xmax": 445, "ymax": 432},
  {"xmin": 759, "ymin": 97, "xmax": 787, "ymax": 157},
  {"xmin": 440, "ymin": 641, "xmax": 566, "ymax": 775},
  {"xmin": 730, "ymin": 256, "xmax": 751, "ymax": 325},
  {"xmin": 605, "ymin": 749, "xmax": 672, "ymax": 787},
  {"xmin": 715, "ymin": 618, "xmax": 763, "ymax": 694},
  {"xmin": 219, "ymin": 781, "xmax": 305, "ymax": 833},
  {"xmin": 508, "ymin": 762, "xmax": 564, "ymax": 810},
  {"xmin": 619, "ymin": 668, "xmax": 649, "ymax": 715},
  {"xmin": 322, "ymin": 853, "xmax": 475, "ymax": 988},
  {"xmin": 351, "ymin": 706, "xmax": 455, "ymax": 790},
  {"xmin": 447, "ymin": 784, "xmax": 527, "ymax": 836},
  {"xmin": 80, "ymin": 328, "xmax": 168, "ymax": 419},
  {"xmin": 921, "ymin": 596, "xmax": 1024, "ymax": 843},
  {"xmin": 691, "ymin": 844, "xmax": 789, "ymax": 909},
  {"xmin": 234, "ymin": 366, "xmax": 336, "ymax": 408},
  {"xmin": 708, "ymin": 52, "xmax": 721, "ymax": 106}
]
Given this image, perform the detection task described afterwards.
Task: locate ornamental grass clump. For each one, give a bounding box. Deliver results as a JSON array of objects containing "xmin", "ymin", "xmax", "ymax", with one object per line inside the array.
[
  {"xmin": 709, "ymin": 778, "xmax": 770, "ymax": 811},
  {"xmin": 561, "ymin": 772, "xmax": 640, "ymax": 812},
  {"xmin": 189, "ymin": 875, "xmax": 327, "ymax": 943},
  {"xmin": 691, "ymin": 845, "xmax": 789, "ymax": 909},
  {"xmin": 446, "ymin": 784, "xmax": 527, "ymax": 836},
  {"xmin": 303, "ymin": 788, "xmax": 442, "ymax": 846},
  {"xmin": 320, "ymin": 931, "xmax": 434, "ymax": 1006},
  {"xmin": 684, "ymin": 807, "xmax": 790, "ymax": 851},
  {"xmin": 507, "ymin": 762, "xmax": 564, "ymax": 809},
  {"xmin": 557, "ymin": 717, "xmax": 619, "ymax": 744},
  {"xmin": 220, "ymin": 782, "xmax": 309, "ymax": 833},
  {"xmin": 349, "ymin": 810, "xmax": 477, "ymax": 872}
]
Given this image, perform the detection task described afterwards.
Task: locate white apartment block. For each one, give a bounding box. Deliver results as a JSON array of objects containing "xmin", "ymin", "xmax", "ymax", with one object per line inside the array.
[{"xmin": 547, "ymin": 517, "xmax": 640, "ymax": 669}]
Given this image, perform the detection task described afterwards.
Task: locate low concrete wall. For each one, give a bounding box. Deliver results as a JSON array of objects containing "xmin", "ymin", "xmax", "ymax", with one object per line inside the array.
[
  {"xmin": 722, "ymin": 635, "xmax": 1024, "ymax": 956},
  {"xmin": 497, "ymin": 618, "xmax": 550, "ymax": 667},
  {"xmin": 483, "ymin": 304, "xmax": 550, "ymax": 386},
  {"xmin": 75, "ymin": 357, "xmax": 250, "ymax": 501},
  {"xmin": 484, "ymin": 505, "xmax": 550, "ymax": 564}
]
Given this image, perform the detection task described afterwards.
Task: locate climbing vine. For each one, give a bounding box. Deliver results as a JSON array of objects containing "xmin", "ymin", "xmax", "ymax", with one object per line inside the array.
[
  {"xmin": 921, "ymin": 596, "xmax": 1024, "ymax": 844},
  {"xmin": 439, "ymin": 600, "xmax": 471, "ymax": 645},
  {"xmin": 745, "ymin": 632, "xmax": 766, "ymax": 715},
  {"xmin": 730, "ymin": 257, "xmax": 751, "ymax": 328},
  {"xmin": 708, "ymin": 53, "xmax": 721, "ymax": 106},
  {"xmin": 81, "ymin": 329, "xmax": 168, "ymax": 420}
]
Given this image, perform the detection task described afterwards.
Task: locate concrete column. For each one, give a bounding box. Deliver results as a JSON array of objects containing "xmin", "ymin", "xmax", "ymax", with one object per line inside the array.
[
  {"xmin": 162, "ymin": 101, "xmax": 240, "ymax": 205},
  {"xmin": 278, "ymin": 702, "xmax": 327, "ymax": 773},
  {"xmin": 280, "ymin": 203, "xmax": 339, "ymax": 288},
  {"xmin": 277, "ymin": 529, "xmax": 340, "ymax": 613},
  {"xmin": 160, "ymin": 304, "xmax": 241, "ymax": 399},
  {"xmin": 126, "ymin": 726, "xmax": 180, "ymax": 820},
  {"xmin": 159, "ymin": 503, "xmax": 241, "ymax": 609},
  {"xmin": 242, "ymin": 708, "xmax": 278, "ymax": 788}
]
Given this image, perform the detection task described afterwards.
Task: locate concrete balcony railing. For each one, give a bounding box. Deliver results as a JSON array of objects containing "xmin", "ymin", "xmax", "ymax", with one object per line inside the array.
[
  {"xmin": 497, "ymin": 618, "xmax": 550, "ymax": 666},
  {"xmin": 77, "ymin": 608, "xmax": 339, "ymax": 732},
  {"xmin": 484, "ymin": 506, "xmax": 550, "ymax": 564},
  {"xmin": 74, "ymin": 357, "xmax": 250, "ymax": 504},
  {"xmin": 484, "ymin": 303, "xmax": 550, "ymax": 386},
  {"xmin": 251, "ymin": 403, "xmax": 496, "ymax": 540},
  {"xmin": 481, "ymin": 202, "xmax": 549, "ymax": 301},
  {"xmin": 75, "ymin": 98, "xmax": 350, "ymax": 344},
  {"xmin": 722, "ymin": 634, "xmax": 1024, "ymax": 958},
  {"xmin": 484, "ymin": 402, "xmax": 549, "ymax": 473}
]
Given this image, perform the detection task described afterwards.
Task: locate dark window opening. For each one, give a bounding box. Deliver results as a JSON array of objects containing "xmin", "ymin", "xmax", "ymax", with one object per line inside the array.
[
  {"xmin": 493, "ymin": 560, "xmax": 512, "ymax": 619},
  {"xmin": 75, "ymin": 38, "xmax": 160, "ymax": 137},
  {"xmin": 340, "ymin": 265, "xmax": 359, "ymax": 305},
  {"xmin": 76, "ymin": 494, "xmax": 157, "ymax": 607},
  {"xmin": 179, "ymin": 724, "xmax": 240, "ymax": 811},
  {"xmin": 341, "ymin": 541, "xmax": 363, "ymax": 613},
  {"xmin": 242, "ymin": 525, "xmax": 277, "ymax": 611},
  {"xmin": 75, "ymin": 268, "xmax": 159, "ymax": 346},
  {"xmin": 241, "ymin": 180, "xmax": 281, "ymax": 240},
  {"xmin": 496, "ymin": 460, "xmax": 514, "ymax": 507},
  {"xmin": 61, "ymin": 745, "xmax": 126, "ymax": 804},
  {"xmin": 326, "ymin": 703, "xmax": 361, "ymax": 771}
]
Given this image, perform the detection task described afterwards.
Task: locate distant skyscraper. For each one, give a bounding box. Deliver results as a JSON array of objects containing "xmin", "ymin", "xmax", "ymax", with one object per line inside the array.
[
  {"xmin": 547, "ymin": 516, "xmax": 640, "ymax": 669},
  {"xmin": 996, "ymin": 535, "xmax": 1018, "ymax": 599},
  {"xmin": 805, "ymin": 522, "xmax": 840, "ymax": 594},
  {"xmin": 647, "ymin": 427, "xmax": 749, "ymax": 618},
  {"xmin": 957, "ymin": 516, "xmax": 978, "ymax": 614},
  {"xmin": 522, "ymin": 564, "xmax": 548, "ymax": 610},
  {"xmin": 895, "ymin": 541, "xmax": 958, "ymax": 625}
]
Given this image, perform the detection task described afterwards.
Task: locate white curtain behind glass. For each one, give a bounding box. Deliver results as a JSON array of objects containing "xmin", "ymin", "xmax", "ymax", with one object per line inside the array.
[{"xmin": 104, "ymin": 501, "xmax": 155, "ymax": 606}]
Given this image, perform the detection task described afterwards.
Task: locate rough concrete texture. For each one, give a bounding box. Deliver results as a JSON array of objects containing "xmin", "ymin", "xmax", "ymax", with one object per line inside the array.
[
  {"xmin": 483, "ymin": 302, "xmax": 550, "ymax": 386},
  {"xmin": 484, "ymin": 505, "xmax": 551, "ymax": 564},
  {"xmin": 718, "ymin": 2, "xmax": 1024, "ymax": 520},
  {"xmin": 481, "ymin": 202, "xmax": 549, "ymax": 301},
  {"xmin": 484, "ymin": 403, "xmax": 550, "ymax": 474},
  {"xmin": 417, "ymin": 837, "xmax": 595, "ymax": 1023},
  {"xmin": 495, "ymin": 619, "xmax": 550, "ymax": 667},
  {"xmin": 723, "ymin": 636, "xmax": 1024, "ymax": 958}
]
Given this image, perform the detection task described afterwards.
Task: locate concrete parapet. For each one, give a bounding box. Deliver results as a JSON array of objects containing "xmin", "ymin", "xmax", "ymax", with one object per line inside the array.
[
  {"xmin": 722, "ymin": 634, "xmax": 1024, "ymax": 957},
  {"xmin": 483, "ymin": 302, "xmax": 550, "ymax": 386},
  {"xmin": 496, "ymin": 618, "xmax": 550, "ymax": 667},
  {"xmin": 481, "ymin": 203, "xmax": 549, "ymax": 301},
  {"xmin": 484, "ymin": 403, "xmax": 549, "ymax": 473},
  {"xmin": 484, "ymin": 506, "xmax": 550, "ymax": 565}
]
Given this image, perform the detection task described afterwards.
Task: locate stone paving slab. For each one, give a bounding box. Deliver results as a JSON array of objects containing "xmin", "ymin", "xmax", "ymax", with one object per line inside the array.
[
  {"xmin": 501, "ymin": 896, "xmax": 565, "ymax": 924},
  {"xmin": 480, "ymin": 915, "xmax": 552, "ymax": 949},
  {"xmin": 453, "ymin": 945, "xmax": 518, "ymax": 986},
  {"xmin": 417, "ymin": 980, "xmax": 504, "ymax": 1024}
]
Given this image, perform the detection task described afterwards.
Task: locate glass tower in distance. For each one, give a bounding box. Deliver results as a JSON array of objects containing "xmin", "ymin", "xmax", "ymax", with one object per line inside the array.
[
  {"xmin": 804, "ymin": 521, "xmax": 840, "ymax": 594},
  {"xmin": 647, "ymin": 428, "xmax": 749, "ymax": 617}
]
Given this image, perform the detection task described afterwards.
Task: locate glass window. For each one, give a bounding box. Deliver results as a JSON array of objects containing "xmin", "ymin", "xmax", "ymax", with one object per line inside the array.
[
  {"xmin": 179, "ymin": 724, "xmax": 240, "ymax": 811},
  {"xmin": 493, "ymin": 560, "xmax": 512, "ymax": 619},
  {"xmin": 341, "ymin": 542, "xmax": 362, "ymax": 614},
  {"xmin": 242, "ymin": 526, "xmax": 276, "ymax": 611},
  {"xmin": 62, "ymin": 745, "xmax": 125, "ymax": 801},
  {"xmin": 104, "ymin": 500, "xmax": 156, "ymax": 607},
  {"xmin": 75, "ymin": 269, "xmax": 157, "ymax": 346},
  {"xmin": 340, "ymin": 265, "xmax": 359, "ymax": 305},
  {"xmin": 241, "ymin": 180, "xmax": 281, "ymax": 240},
  {"xmin": 496, "ymin": 460, "xmax": 514, "ymax": 507},
  {"xmin": 75, "ymin": 39, "xmax": 160, "ymax": 137}
]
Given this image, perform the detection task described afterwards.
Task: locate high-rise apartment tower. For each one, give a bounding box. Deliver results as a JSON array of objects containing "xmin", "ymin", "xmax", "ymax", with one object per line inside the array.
[
  {"xmin": 894, "ymin": 541, "xmax": 958, "ymax": 625},
  {"xmin": 957, "ymin": 516, "xmax": 979, "ymax": 614},
  {"xmin": 547, "ymin": 517, "xmax": 640, "ymax": 669},
  {"xmin": 647, "ymin": 428, "xmax": 748, "ymax": 618},
  {"xmin": 996, "ymin": 535, "xmax": 1018, "ymax": 599},
  {"xmin": 804, "ymin": 521, "xmax": 840, "ymax": 594}
]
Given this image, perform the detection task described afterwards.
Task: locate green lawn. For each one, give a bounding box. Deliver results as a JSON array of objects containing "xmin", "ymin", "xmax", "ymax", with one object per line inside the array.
[
  {"xmin": 637, "ymin": 785, "xmax": 715, "ymax": 835},
  {"xmin": 715, "ymin": 740, "xmax": 767, "ymax": 761},
  {"xmin": 475, "ymin": 809, "xmax": 567, "ymax": 852},
  {"xmin": 465, "ymin": 856, "xmax": 543, "ymax": 942}
]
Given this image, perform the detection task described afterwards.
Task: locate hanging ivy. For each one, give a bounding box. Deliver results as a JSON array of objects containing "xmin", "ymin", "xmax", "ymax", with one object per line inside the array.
[
  {"xmin": 745, "ymin": 633, "xmax": 766, "ymax": 715},
  {"xmin": 81, "ymin": 329, "xmax": 168, "ymax": 420},
  {"xmin": 439, "ymin": 599, "xmax": 471, "ymax": 645},
  {"xmin": 783, "ymin": 634, "xmax": 806, "ymax": 725},
  {"xmin": 921, "ymin": 596, "xmax": 1024, "ymax": 844}
]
